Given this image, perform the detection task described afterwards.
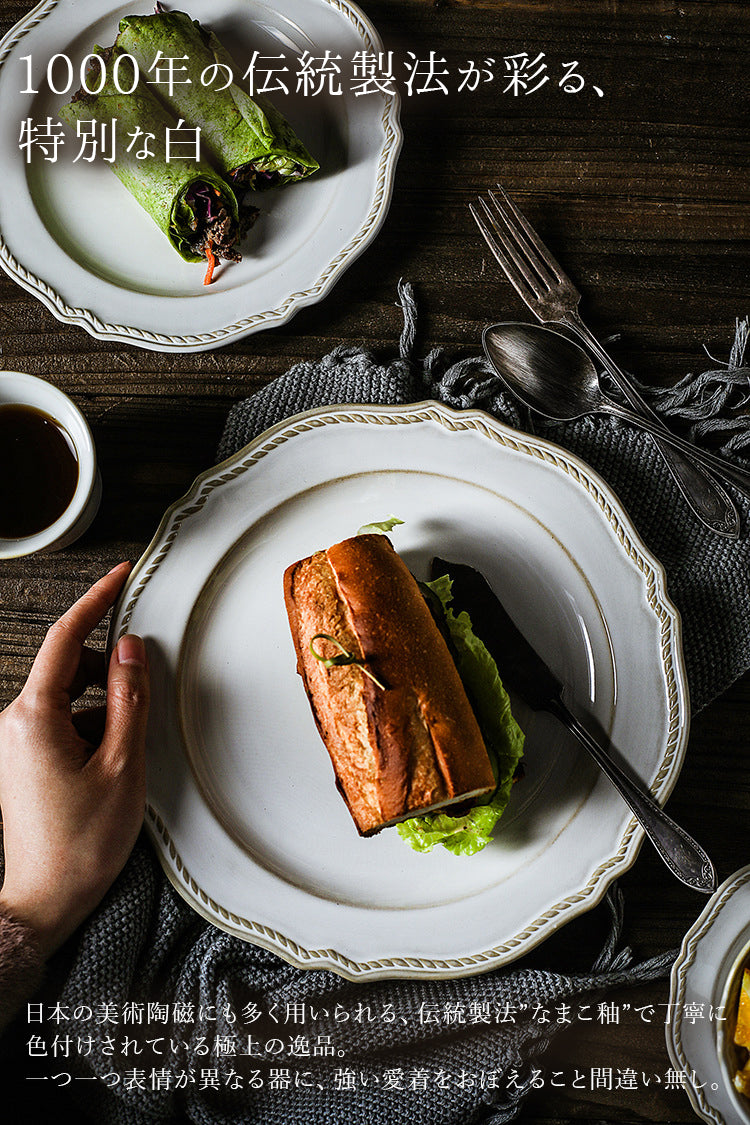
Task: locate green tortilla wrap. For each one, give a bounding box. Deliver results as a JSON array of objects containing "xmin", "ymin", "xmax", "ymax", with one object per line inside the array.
[
  {"xmin": 115, "ymin": 9, "xmax": 319, "ymax": 190},
  {"xmin": 59, "ymin": 46, "xmax": 244, "ymax": 276}
]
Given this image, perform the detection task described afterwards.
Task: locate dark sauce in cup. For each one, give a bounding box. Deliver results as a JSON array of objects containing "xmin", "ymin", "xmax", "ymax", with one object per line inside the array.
[{"xmin": 0, "ymin": 404, "xmax": 79, "ymax": 538}]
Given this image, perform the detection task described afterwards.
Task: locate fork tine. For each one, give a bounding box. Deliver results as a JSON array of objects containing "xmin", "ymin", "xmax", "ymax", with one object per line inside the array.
[
  {"xmin": 490, "ymin": 186, "xmax": 567, "ymax": 286},
  {"xmin": 485, "ymin": 190, "xmax": 558, "ymax": 292},
  {"xmin": 470, "ymin": 198, "xmax": 546, "ymax": 306}
]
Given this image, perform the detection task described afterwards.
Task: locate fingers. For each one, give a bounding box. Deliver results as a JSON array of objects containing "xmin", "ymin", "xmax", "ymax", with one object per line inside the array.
[
  {"xmin": 98, "ymin": 634, "xmax": 150, "ymax": 781},
  {"xmin": 27, "ymin": 562, "xmax": 132, "ymax": 698}
]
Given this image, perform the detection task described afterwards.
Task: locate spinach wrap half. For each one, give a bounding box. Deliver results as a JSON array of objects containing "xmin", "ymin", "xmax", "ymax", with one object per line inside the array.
[
  {"xmin": 115, "ymin": 9, "xmax": 319, "ymax": 190},
  {"xmin": 60, "ymin": 46, "xmax": 249, "ymax": 284}
]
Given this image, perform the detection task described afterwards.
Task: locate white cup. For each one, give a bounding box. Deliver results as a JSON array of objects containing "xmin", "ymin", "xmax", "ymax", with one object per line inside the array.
[{"xmin": 0, "ymin": 371, "xmax": 102, "ymax": 558}]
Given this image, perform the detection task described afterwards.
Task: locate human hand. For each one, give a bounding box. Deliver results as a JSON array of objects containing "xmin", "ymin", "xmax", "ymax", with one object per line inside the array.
[{"xmin": 0, "ymin": 562, "xmax": 149, "ymax": 958}]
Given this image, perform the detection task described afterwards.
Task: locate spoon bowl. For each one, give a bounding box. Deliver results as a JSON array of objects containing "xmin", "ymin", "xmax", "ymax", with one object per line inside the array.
[
  {"xmin": 482, "ymin": 320, "xmax": 750, "ymax": 507},
  {"xmin": 483, "ymin": 321, "xmax": 619, "ymax": 421}
]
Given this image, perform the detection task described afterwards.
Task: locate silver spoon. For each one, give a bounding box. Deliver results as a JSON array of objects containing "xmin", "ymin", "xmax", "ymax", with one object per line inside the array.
[{"xmin": 483, "ymin": 322, "xmax": 750, "ymax": 509}]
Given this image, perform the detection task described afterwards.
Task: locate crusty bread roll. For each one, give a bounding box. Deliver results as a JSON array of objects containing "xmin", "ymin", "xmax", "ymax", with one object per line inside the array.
[{"xmin": 283, "ymin": 534, "xmax": 496, "ymax": 835}]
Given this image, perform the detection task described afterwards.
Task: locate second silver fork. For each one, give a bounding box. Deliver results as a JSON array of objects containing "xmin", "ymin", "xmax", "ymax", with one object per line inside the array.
[{"xmin": 471, "ymin": 186, "xmax": 740, "ymax": 539}]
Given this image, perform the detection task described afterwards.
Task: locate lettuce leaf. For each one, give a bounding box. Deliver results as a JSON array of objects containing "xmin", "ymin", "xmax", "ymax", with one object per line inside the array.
[
  {"xmin": 396, "ymin": 574, "xmax": 525, "ymax": 856},
  {"xmin": 356, "ymin": 516, "xmax": 405, "ymax": 536}
]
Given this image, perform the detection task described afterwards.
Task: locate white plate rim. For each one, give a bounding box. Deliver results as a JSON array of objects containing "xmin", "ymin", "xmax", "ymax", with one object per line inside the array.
[
  {"xmin": 0, "ymin": 0, "xmax": 402, "ymax": 351},
  {"xmin": 110, "ymin": 401, "xmax": 690, "ymax": 981},
  {"xmin": 667, "ymin": 865, "xmax": 750, "ymax": 1124}
]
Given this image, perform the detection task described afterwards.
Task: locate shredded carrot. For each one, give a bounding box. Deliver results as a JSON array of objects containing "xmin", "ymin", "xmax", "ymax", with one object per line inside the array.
[{"xmin": 203, "ymin": 243, "xmax": 216, "ymax": 286}]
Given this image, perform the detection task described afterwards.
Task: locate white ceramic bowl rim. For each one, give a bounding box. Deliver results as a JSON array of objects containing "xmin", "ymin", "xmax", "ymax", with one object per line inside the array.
[{"xmin": 0, "ymin": 370, "xmax": 97, "ymax": 557}]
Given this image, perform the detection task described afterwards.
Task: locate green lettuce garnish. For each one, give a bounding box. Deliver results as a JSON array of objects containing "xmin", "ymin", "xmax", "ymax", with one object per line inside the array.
[
  {"xmin": 396, "ymin": 574, "xmax": 525, "ymax": 857},
  {"xmin": 356, "ymin": 516, "xmax": 405, "ymax": 536}
]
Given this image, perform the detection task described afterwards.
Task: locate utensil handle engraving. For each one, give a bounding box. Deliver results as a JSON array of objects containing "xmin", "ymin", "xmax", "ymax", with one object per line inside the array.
[
  {"xmin": 551, "ymin": 699, "xmax": 717, "ymax": 893},
  {"xmin": 604, "ymin": 398, "xmax": 750, "ymax": 499}
]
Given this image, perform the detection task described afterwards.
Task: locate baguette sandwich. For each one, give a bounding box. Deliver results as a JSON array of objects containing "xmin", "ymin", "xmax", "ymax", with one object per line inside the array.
[{"xmin": 283, "ymin": 527, "xmax": 525, "ymax": 856}]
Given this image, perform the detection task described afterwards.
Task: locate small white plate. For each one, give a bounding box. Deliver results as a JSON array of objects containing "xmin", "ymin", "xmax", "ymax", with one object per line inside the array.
[
  {"xmin": 111, "ymin": 402, "xmax": 689, "ymax": 980},
  {"xmin": 668, "ymin": 866, "xmax": 750, "ymax": 1124},
  {"xmin": 0, "ymin": 0, "xmax": 401, "ymax": 351}
]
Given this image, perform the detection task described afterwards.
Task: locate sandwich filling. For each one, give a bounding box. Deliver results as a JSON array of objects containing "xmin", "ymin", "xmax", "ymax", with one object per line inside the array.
[{"xmin": 398, "ymin": 573, "xmax": 525, "ymax": 856}]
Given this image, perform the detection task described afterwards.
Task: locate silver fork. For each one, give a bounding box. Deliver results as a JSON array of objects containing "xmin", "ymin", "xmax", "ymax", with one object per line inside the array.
[{"xmin": 470, "ymin": 186, "xmax": 740, "ymax": 538}]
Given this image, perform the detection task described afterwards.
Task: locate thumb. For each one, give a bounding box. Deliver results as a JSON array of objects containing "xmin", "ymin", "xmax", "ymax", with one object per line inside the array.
[{"xmin": 100, "ymin": 634, "xmax": 150, "ymax": 777}]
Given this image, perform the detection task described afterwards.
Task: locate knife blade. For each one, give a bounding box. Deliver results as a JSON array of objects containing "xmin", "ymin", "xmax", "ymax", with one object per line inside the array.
[
  {"xmin": 431, "ymin": 556, "xmax": 562, "ymax": 713},
  {"xmin": 431, "ymin": 557, "xmax": 717, "ymax": 893}
]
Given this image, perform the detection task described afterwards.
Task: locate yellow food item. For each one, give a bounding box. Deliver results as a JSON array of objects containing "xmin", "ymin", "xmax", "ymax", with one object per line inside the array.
[
  {"xmin": 735, "ymin": 1059, "xmax": 750, "ymax": 1098},
  {"xmin": 732, "ymin": 967, "xmax": 750, "ymax": 1097},
  {"xmin": 735, "ymin": 968, "xmax": 750, "ymax": 1050}
]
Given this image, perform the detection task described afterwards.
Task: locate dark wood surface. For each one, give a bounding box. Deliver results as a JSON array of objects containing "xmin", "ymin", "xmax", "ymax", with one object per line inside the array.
[{"xmin": 1, "ymin": 0, "xmax": 749, "ymax": 1121}]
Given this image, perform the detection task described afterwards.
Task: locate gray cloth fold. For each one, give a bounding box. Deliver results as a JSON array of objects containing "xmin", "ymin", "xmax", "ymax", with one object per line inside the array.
[
  {"xmin": 29, "ymin": 283, "xmax": 750, "ymax": 1123},
  {"xmin": 48, "ymin": 841, "xmax": 674, "ymax": 1125}
]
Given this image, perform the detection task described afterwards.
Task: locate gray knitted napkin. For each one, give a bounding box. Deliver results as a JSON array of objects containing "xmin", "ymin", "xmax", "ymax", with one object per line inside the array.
[{"xmin": 40, "ymin": 284, "xmax": 750, "ymax": 1123}]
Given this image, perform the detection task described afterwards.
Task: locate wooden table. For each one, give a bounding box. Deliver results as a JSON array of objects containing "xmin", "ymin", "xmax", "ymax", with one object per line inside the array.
[{"xmin": 0, "ymin": 0, "xmax": 749, "ymax": 1121}]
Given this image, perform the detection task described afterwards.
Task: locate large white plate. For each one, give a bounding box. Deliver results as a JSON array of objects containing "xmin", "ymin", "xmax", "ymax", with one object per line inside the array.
[
  {"xmin": 0, "ymin": 0, "xmax": 401, "ymax": 351},
  {"xmin": 667, "ymin": 866, "xmax": 750, "ymax": 1124},
  {"xmin": 111, "ymin": 402, "xmax": 689, "ymax": 980}
]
